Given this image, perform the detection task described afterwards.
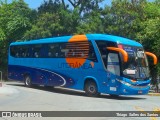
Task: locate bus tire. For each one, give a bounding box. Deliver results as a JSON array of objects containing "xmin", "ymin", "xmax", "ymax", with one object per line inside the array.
[
  {"xmin": 24, "ymin": 75, "xmax": 32, "ymax": 87},
  {"xmin": 84, "ymin": 81, "xmax": 100, "ymax": 97}
]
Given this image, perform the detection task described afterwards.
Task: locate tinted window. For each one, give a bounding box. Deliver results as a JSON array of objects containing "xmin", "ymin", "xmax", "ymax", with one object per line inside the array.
[
  {"xmin": 47, "ymin": 43, "xmax": 66, "ymax": 58},
  {"xmin": 10, "ymin": 42, "xmax": 97, "ymax": 61},
  {"xmin": 31, "ymin": 44, "xmax": 42, "ymax": 58},
  {"xmin": 20, "ymin": 46, "xmax": 29, "ymax": 58},
  {"xmin": 65, "ymin": 41, "xmax": 97, "ymax": 61},
  {"xmin": 88, "ymin": 43, "xmax": 97, "ymax": 61},
  {"xmin": 10, "ymin": 46, "xmax": 18, "ymax": 57},
  {"xmin": 66, "ymin": 41, "xmax": 89, "ymax": 58},
  {"xmin": 10, "ymin": 44, "xmax": 43, "ymax": 58},
  {"xmin": 107, "ymin": 53, "xmax": 120, "ymax": 76},
  {"xmin": 96, "ymin": 40, "xmax": 117, "ymax": 67},
  {"xmin": 46, "ymin": 42, "xmax": 97, "ymax": 61}
]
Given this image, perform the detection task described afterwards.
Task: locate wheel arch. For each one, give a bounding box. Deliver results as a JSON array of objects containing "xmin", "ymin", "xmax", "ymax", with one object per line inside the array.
[
  {"xmin": 83, "ymin": 76, "xmax": 99, "ymax": 92},
  {"xmin": 23, "ymin": 72, "xmax": 31, "ymax": 80}
]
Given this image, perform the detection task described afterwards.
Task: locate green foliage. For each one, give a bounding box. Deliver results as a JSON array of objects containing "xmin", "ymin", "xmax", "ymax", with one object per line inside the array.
[
  {"xmin": 0, "ymin": 28, "xmax": 6, "ymax": 41},
  {"xmin": 24, "ymin": 1, "xmax": 81, "ymax": 39},
  {"xmin": 0, "ymin": 0, "xmax": 32, "ymax": 78},
  {"xmin": 38, "ymin": 0, "xmax": 65, "ymax": 14},
  {"xmin": 24, "ymin": 12, "xmax": 63, "ymax": 39},
  {"xmin": 67, "ymin": 0, "xmax": 104, "ymax": 15},
  {"xmin": 102, "ymin": 0, "xmax": 146, "ymax": 38},
  {"xmin": 135, "ymin": 2, "xmax": 160, "ymax": 83},
  {"xmin": 0, "ymin": 0, "xmax": 32, "ymax": 41},
  {"xmin": 0, "ymin": 0, "xmax": 159, "ymax": 81},
  {"xmin": 76, "ymin": 11, "xmax": 104, "ymax": 34},
  {"xmin": 101, "ymin": 0, "xmax": 160, "ymax": 82}
]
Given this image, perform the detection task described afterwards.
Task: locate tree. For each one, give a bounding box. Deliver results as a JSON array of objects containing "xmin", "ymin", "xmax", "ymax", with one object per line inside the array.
[
  {"xmin": 0, "ymin": 0, "xmax": 32, "ymax": 41},
  {"xmin": 101, "ymin": 0, "xmax": 159, "ymax": 84},
  {"xmin": 102, "ymin": 0, "xmax": 147, "ymax": 38},
  {"xmin": 24, "ymin": 12, "xmax": 63, "ymax": 39},
  {"xmin": 76, "ymin": 10, "xmax": 104, "ymax": 34},
  {"xmin": 24, "ymin": 0, "xmax": 82, "ymax": 39},
  {"xmin": 67, "ymin": 0, "xmax": 104, "ymax": 15},
  {"xmin": 0, "ymin": 0, "xmax": 159, "ymax": 82},
  {"xmin": 136, "ymin": 2, "xmax": 160, "ymax": 84},
  {"xmin": 0, "ymin": 0, "xmax": 32, "ymax": 79},
  {"xmin": 38, "ymin": 0, "xmax": 66, "ymax": 14}
]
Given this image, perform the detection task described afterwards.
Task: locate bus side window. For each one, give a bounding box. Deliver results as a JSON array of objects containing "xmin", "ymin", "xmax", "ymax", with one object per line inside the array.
[
  {"xmin": 47, "ymin": 43, "xmax": 66, "ymax": 58},
  {"xmin": 26, "ymin": 46, "xmax": 31, "ymax": 57},
  {"xmin": 96, "ymin": 40, "xmax": 117, "ymax": 67},
  {"xmin": 87, "ymin": 42, "xmax": 97, "ymax": 62},
  {"xmin": 107, "ymin": 53, "xmax": 120, "ymax": 76},
  {"xmin": 10, "ymin": 46, "xmax": 17, "ymax": 57},
  {"xmin": 59, "ymin": 43, "xmax": 67, "ymax": 57},
  {"xmin": 15, "ymin": 47, "xmax": 20, "ymax": 58},
  {"xmin": 48, "ymin": 44, "xmax": 56, "ymax": 57},
  {"xmin": 21, "ymin": 46, "xmax": 28, "ymax": 58},
  {"xmin": 32, "ymin": 45, "xmax": 42, "ymax": 58}
]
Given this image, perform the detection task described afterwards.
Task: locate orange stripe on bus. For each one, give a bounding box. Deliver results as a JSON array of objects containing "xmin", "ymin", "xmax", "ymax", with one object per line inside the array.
[
  {"xmin": 66, "ymin": 35, "xmax": 89, "ymax": 68},
  {"xmin": 106, "ymin": 47, "xmax": 128, "ymax": 62},
  {"xmin": 68, "ymin": 35, "xmax": 88, "ymax": 42}
]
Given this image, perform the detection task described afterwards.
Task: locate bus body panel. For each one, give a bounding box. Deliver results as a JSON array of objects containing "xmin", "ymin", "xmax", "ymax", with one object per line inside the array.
[
  {"xmin": 10, "ymin": 34, "xmax": 142, "ymax": 47},
  {"xmin": 8, "ymin": 34, "xmax": 151, "ymax": 95}
]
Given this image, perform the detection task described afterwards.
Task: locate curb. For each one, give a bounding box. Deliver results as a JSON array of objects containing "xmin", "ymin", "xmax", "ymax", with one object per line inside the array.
[{"xmin": 148, "ymin": 93, "xmax": 160, "ymax": 96}]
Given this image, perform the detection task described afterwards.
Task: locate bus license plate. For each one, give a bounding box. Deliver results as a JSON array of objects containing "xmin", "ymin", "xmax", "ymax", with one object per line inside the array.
[{"xmin": 138, "ymin": 91, "xmax": 142, "ymax": 94}]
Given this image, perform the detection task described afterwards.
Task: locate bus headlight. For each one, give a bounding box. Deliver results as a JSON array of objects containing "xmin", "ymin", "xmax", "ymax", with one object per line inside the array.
[
  {"xmin": 125, "ymin": 82, "xmax": 131, "ymax": 86},
  {"xmin": 116, "ymin": 79, "xmax": 131, "ymax": 86}
]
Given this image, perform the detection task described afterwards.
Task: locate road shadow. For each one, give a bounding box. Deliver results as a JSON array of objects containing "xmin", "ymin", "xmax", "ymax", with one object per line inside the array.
[{"xmin": 6, "ymin": 82, "xmax": 146, "ymax": 100}]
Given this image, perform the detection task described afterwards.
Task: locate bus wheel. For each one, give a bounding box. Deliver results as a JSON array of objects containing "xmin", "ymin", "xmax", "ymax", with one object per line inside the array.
[
  {"xmin": 24, "ymin": 76, "xmax": 32, "ymax": 87},
  {"xmin": 85, "ymin": 81, "xmax": 99, "ymax": 97}
]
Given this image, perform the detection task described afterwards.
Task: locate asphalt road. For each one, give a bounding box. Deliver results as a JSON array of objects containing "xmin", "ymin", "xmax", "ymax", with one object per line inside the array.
[{"xmin": 0, "ymin": 81, "xmax": 159, "ymax": 120}]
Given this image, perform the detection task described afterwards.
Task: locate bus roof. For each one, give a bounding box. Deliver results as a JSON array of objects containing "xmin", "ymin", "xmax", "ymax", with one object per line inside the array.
[{"xmin": 10, "ymin": 34, "xmax": 142, "ymax": 47}]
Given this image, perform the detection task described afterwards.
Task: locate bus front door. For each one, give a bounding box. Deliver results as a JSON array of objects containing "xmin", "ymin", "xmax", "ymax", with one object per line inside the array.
[{"xmin": 107, "ymin": 52, "xmax": 120, "ymax": 94}]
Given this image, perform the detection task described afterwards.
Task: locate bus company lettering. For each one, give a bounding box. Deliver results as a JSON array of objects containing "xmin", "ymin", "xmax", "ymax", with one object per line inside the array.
[
  {"xmin": 58, "ymin": 62, "xmax": 94, "ymax": 69},
  {"xmin": 66, "ymin": 35, "xmax": 90, "ymax": 68}
]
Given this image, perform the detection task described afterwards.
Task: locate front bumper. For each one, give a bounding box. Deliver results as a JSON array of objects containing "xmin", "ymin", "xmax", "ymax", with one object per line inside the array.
[{"xmin": 117, "ymin": 79, "xmax": 150, "ymax": 95}]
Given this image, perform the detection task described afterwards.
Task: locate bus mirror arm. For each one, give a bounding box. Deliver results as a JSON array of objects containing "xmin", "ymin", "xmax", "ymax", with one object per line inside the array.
[
  {"xmin": 145, "ymin": 52, "xmax": 158, "ymax": 65},
  {"xmin": 106, "ymin": 47, "xmax": 128, "ymax": 62}
]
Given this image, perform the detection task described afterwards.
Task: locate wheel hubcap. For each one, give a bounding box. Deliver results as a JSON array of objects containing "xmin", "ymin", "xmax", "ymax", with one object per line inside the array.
[
  {"xmin": 26, "ymin": 77, "xmax": 30, "ymax": 85},
  {"xmin": 89, "ymin": 85, "xmax": 95, "ymax": 93}
]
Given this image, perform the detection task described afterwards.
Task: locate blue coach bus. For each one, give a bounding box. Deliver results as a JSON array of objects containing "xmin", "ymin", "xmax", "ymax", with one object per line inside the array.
[{"xmin": 8, "ymin": 34, "xmax": 157, "ymax": 96}]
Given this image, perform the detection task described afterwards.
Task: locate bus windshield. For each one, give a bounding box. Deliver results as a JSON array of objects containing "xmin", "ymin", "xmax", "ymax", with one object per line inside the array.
[{"xmin": 122, "ymin": 45, "xmax": 150, "ymax": 80}]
